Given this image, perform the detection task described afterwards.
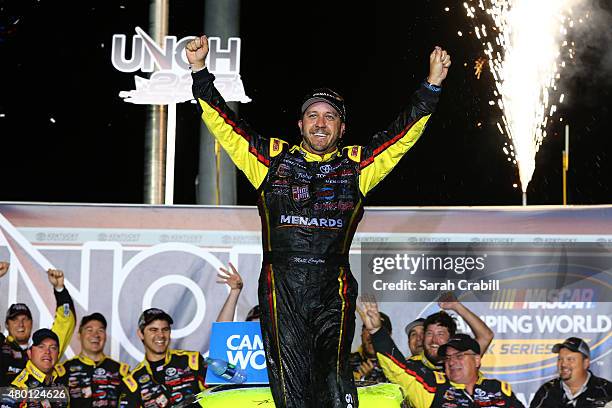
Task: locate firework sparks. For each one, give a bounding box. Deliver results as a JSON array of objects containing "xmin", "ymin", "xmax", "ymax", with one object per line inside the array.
[
  {"xmin": 474, "ymin": 57, "xmax": 487, "ymax": 79},
  {"xmin": 464, "ymin": 0, "xmax": 582, "ymax": 193}
]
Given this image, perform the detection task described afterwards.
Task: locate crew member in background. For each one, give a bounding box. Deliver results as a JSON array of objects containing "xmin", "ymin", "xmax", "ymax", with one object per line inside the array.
[
  {"xmin": 119, "ymin": 308, "xmax": 207, "ymax": 407},
  {"xmin": 56, "ymin": 312, "xmax": 130, "ymax": 407},
  {"xmin": 1, "ymin": 329, "xmax": 69, "ymax": 408},
  {"xmin": 530, "ymin": 337, "xmax": 612, "ymax": 407},
  {"xmin": 350, "ymin": 312, "xmax": 392, "ymax": 383},
  {"xmin": 360, "ymin": 298, "xmax": 524, "ymax": 408},
  {"xmin": 404, "ymin": 317, "xmax": 425, "ymax": 356},
  {"xmin": 0, "ymin": 268, "xmax": 75, "ymax": 386}
]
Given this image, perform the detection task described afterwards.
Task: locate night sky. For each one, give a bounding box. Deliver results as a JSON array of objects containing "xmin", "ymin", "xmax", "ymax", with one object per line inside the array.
[{"xmin": 1, "ymin": 0, "xmax": 611, "ymax": 206}]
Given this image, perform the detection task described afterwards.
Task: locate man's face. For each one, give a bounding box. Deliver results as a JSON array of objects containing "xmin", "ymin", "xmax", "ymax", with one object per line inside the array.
[
  {"xmin": 408, "ymin": 325, "xmax": 425, "ymax": 355},
  {"xmin": 298, "ymin": 102, "xmax": 345, "ymax": 155},
  {"xmin": 361, "ymin": 326, "xmax": 375, "ymax": 357},
  {"xmin": 27, "ymin": 339, "xmax": 59, "ymax": 375},
  {"xmin": 138, "ymin": 319, "xmax": 171, "ymax": 357},
  {"xmin": 79, "ymin": 320, "xmax": 106, "ymax": 355},
  {"xmin": 443, "ymin": 346, "xmax": 480, "ymax": 385},
  {"xmin": 557, "ymin": 348, "xmax": 589, "ymax": 382},
  {"xmin": 6, "ymin": 314, "xmax": 33, "ymax": 344},
  {"xmin": 424, "ymin": 323, "xmax": 450, "ymax": 362}
]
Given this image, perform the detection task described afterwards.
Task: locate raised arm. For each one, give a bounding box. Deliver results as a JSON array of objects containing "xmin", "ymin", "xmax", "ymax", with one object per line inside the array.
[
  {"xmin": 47, "ymin": 268, "xmax": 76, "ymax": 357},
  {"xmin": 359, "ymin": 297, "xmax": 439, "ymax": 408},
  {"xmin": 187, "ymin": 35, "xmax": 281, "ymax": 190},
  {"xmin": 357, "ymin": 46, "xmax": 451, "ymax": 196},
  {"xmin": 215, "ymin": 262, "xmax": 244, "ymax": 322},
  {"xmin": 439, "ymin": 293, "xmax": 493, "ymax": 355}
]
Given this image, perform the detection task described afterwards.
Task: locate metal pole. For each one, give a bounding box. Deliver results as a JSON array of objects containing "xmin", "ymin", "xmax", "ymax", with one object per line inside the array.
[
  {"xmin": 197, "ymin": 0, "xmax": 240, "ymax": 205},
  {"xmin": 144, "ymin": 0, "xmax": 169, "ymax": 204},
  {"xmin": 562, "ymin": 125, "xmax": 569, "ymax": 205}
]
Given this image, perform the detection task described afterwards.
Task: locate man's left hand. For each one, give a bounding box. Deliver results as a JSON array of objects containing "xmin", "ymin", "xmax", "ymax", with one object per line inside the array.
[{"xmin": 427, "ymin": 46, "xmax": 452, "ymax": 86}]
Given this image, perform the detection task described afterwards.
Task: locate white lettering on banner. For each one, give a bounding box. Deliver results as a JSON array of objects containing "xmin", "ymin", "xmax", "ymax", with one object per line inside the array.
[
  {"xmin": 226, "ymin": 349, "xmax": 267, "ymax": 370},
  {"xmin": 111, "ymin": 27, "xmax": 251, "ymax": 104},
  {"xmin": 480, "ymin": 314, "xmax": 611, "ymax": 334},
  {"xmin": 225, "ymin": 334, "xmax": 266, "ymax": 369},
  {"xmin": 227, "ymin": 334, "xmax": 263, "ymax": 351}
]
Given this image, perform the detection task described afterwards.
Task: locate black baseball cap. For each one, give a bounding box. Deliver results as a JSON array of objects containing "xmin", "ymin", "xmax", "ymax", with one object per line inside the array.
[
  {"xmin": 439, "ymin": 333, "xmax": 481, "ymax": 357},
  {"xmin": 31, "ymin": 328, "xmax": 59, "ymax": 347},
  {"xmin": 301, "ymin": 88, "xmax": 346, "ymax": 122},
  {"xmin": 79, "ymin": 312, "xmax": 107, "ymax": 331},
  {"xmin": 138, "ymin": 308, "xmax": 173, "ymax": 331},
  {"xmin": 6, "ymin": 303, "xmax": 32, "ymax": 321},
  {"xmin": 246, "ymin": 305, "xmax": 260, "ymax": 321},
  {"xmin": 552, "ymin": 337, "xmax": 590, "ymax": 359},
  {"xmin": 404, "ymin": 318, "xmax": 425, "ymax": 336}
]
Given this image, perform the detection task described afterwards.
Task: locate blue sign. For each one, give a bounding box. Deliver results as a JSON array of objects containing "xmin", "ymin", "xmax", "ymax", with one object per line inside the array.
[{"xmin": 206, "ymin": 322, "xmax": 269, "ymax": 384}]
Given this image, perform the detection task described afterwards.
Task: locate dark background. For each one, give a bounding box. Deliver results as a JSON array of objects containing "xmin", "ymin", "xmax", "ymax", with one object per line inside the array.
[{"xmin": 1, "ymin": 0, "xmax": 611, "ymax": 206}]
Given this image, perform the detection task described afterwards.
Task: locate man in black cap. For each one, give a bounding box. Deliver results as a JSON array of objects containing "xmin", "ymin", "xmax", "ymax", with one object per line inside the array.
[
  {"xmin": 1, "ymin": 328, "xmax": 69, "ymax": 407},
  {"xmin": 359, "ymin": 299, "xmax": 524, "ymax": 407},
  {"xmin": 55, "ymin": 313, "xmax": 130, "ymax": 407},
  {"xmin": 530, "ymin": 337, "xmax": 612, "ymax": 408},
  {"xmin": 0, "ymin": 268, "xmax": 76, "ymax": 386},
  {"xmin": 186, "ymin": 34, "xmax": 451, "ymax": 408},
  {"xmin": 119, "ymin": 308, "xmax": 207, "ymax": 407}
]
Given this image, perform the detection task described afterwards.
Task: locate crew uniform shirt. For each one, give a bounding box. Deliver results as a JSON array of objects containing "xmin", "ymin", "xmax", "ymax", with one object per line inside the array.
[
  {"xmin": 119, "ymin": 349, "xmax": 206, "ymax": 408},
  {"xmin": 0, "ymin": 289, "xmax": 76, "ymax": 387},
  {"xmin": 530, "ymin": 371, "xmax": 612, "ymax": 408},
  {"xmin": 55, "ymin": 354, "xmax": 130, "ymax": 407},
  {"xmin": 0, "ymin": 360, "xmax": 69, "ymax": 408},
  {"xmin": 371, "ymin": 329, "xmax": 525, "ymax": 408}
]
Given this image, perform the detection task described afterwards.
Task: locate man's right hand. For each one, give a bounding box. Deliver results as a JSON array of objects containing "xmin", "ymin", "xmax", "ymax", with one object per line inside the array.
[
  {"xmin": 0, "ymin": 261, "xmax": 9, "ymax": 278},
  {"xmin": 357, "ymin": 295, "xmax": 382, "ymax": 334},
  {"xmin": 185, "ymin": 35, "xmax": 209, "ymax": 71},
  {"xmin": 217, "ymin": 262, "xmax": 244, "ymax": 292}
]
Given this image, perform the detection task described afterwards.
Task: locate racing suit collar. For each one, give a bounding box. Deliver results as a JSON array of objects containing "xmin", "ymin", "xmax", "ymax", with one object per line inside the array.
[
  {"xmin": 448, "ymin": 370, "xmax": 486, "ymax": 389},
  {"xmin": 78, "ymin": 353, "xmax": 107, "ymax": 366},
  {"xmin": 6, "ymin": 335, "xmax": 30, "ymax": 350},
  {"xmin": 419, "ymin": 351, "xmax": 444, "ymax": 371},
  {"xmin": 25, "ymin": 359, "xmax": 51, "ymax": 384},
  {"xmin": 143, "ymin": 350, "xmax": 172, "ymax": 376},
  {"xmin": 295, "ymin": 143, "xmax": 340, "ymax": 162}
]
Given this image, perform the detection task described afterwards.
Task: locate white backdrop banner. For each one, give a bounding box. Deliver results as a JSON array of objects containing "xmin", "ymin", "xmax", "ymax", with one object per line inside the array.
[{"xmin": 0, "ymin": 203, "xmax": 611, "ymax": 405}]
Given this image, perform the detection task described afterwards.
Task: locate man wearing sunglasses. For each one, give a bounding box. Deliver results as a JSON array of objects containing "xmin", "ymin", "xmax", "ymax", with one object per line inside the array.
[{"xmin": 360, "ymin": 299, "xmax": 524, "ymax": 407}]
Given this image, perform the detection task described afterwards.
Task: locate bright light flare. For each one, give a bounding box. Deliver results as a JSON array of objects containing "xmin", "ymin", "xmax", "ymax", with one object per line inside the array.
[{"xmin": 464, "ymin": 0, "xmax": 581, "ymax": 193}]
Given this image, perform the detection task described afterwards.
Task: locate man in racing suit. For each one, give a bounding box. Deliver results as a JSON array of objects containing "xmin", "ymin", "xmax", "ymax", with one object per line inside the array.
[
  {"xmin": 360, "ymin": 300, "xmax": 524, "ymax": 407},
  {"xmin": 1, "ymin": 269, "xmax": 76, "ymax": 387},
  {"xmin": 1, "ymin": 329, "xmax": 69, "ymax": 408},
  {"xmin": 186, "ymin": 35, "xmax": 451, "ymax": 408},
  {"xmin": 55, "ymin": 313, "xmax": 130, "ymax": 407},
  {"xmin": 118, "ymin": 308, "xmax": 206, "ymax": 408}
]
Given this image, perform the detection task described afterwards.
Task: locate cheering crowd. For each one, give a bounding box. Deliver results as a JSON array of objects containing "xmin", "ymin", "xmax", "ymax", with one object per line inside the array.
[{"xmin": 0, "ymin": 261, "xmax": 611, "ymax": 407}]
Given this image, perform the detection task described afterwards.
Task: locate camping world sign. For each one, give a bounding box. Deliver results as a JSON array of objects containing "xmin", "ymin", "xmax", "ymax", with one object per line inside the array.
[{"xmin": 111, "ymin": 27, "xmax": 251, "ymax": 105}]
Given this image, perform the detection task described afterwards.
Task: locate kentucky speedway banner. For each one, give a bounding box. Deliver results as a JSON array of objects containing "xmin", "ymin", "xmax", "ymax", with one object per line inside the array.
[{"xmin": 0, "ymin": 203, "xmax": 611, "ymax": 406}]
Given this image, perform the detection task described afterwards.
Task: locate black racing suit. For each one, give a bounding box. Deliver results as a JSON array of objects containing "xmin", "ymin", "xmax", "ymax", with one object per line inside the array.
[
  {"xmin": 192, "ymin": 67, "xmax": 439, "ymax": 408},
  {"xmin": 118, "ymin": 349, "xmax": 206, "ymax": 408},
  {"xmin": 0, "ymin": 360, "xmax": 69, "ymax": 408},
  {"xmin": 529, "ymin": 372, "xmax": 612, "ymax": 408},
  {"xmin": 0, "ymin": 289, "xmax": 76, "ymax": 387},
  {"xmin": 55, "ymin": 354, "xmax": 130, "ymax": 407},
  {"xmin": 371, "ymin": 329, "xmax": 525, "ymax": 408}
]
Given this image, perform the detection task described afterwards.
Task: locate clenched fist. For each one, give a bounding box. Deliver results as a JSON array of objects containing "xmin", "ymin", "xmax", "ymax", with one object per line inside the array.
[
  {"xmin": 427, "ymin": 46, "xmax": 452, "ymax": 86},
  {"xmin": 47, "ymin": 268, "xmax": 65, "ymax": 290},
  {"xmin": 185, "ymin": 35, "xmax": 209, "ymax": 71}
]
